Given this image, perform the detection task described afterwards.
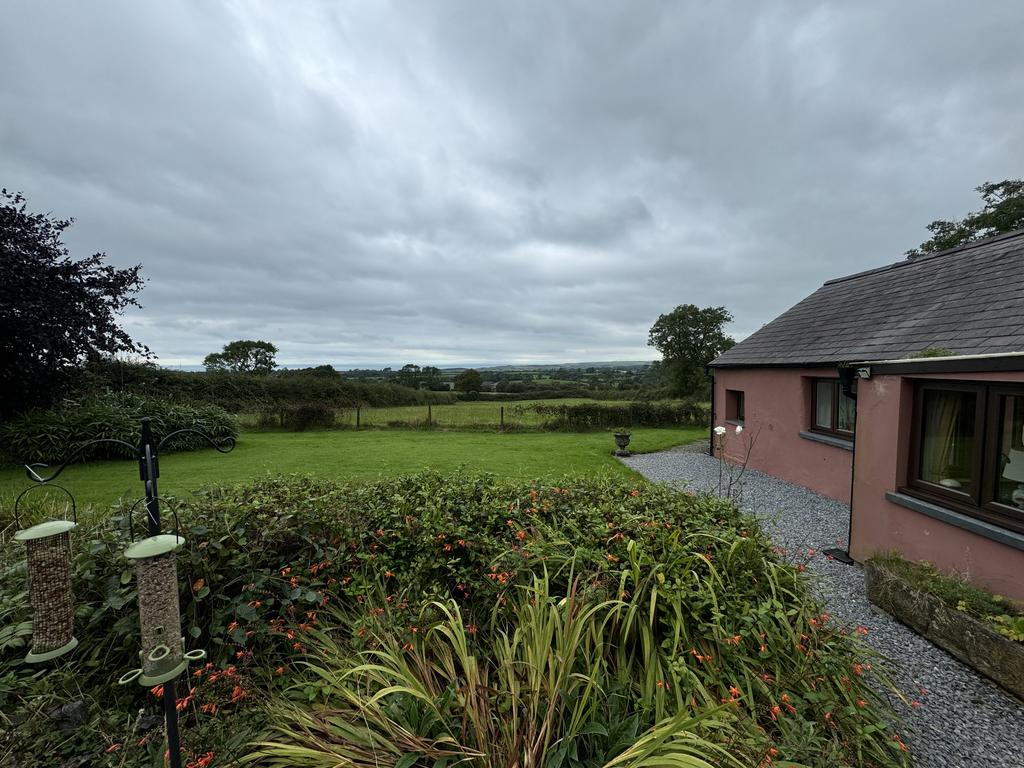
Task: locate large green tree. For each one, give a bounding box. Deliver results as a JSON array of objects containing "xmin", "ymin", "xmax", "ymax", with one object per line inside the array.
[
  {"xmin": 647, "ymin": 305, "xmax": 735, "ymax": 396},
  {"xmin": 203, "ymin": 340, "xmax": 278, "ymax": 374},
  {"xmin": 906, "ymin": 179, "xmax": 1024, "ymax": 258},
  {"xmin": 453, "ymin": 368, "xmax": 483, "ymax": 393},
  {"xmin": 0, "ymin": 189, "xmax": 146, "ymax": 417}
]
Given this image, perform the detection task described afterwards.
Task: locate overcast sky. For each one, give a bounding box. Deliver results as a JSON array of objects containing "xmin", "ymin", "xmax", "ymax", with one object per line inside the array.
[{"xmin": 3, "ymin": 2, "xmax": 1023, "ymax": 368}]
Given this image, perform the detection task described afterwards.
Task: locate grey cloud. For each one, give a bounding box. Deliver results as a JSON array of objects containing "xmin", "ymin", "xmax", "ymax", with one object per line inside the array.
[{"xmin": 2, "ymin": 1, "xmax": 1023, "ymax": 366}]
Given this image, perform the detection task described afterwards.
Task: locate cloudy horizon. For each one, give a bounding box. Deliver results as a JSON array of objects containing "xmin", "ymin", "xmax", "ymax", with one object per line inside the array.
[{"xmin": 3, "ymin": 2, "xmax": 1022, "ymax": 368}]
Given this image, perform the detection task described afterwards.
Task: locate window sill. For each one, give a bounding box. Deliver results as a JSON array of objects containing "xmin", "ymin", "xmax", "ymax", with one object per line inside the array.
[
  {"xmin": 725, "ymin": 419, "xmax": 745, "ymax": 427},
  {"xmin": 798, "ymin": 430, "xmax": 853, "ymax": 452},
  {"xmin": 885, "ymin": 491, "xmax": 1024, "ymax": 553}
]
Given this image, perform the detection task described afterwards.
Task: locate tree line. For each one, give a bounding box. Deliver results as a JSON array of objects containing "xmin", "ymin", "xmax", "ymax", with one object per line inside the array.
[{"xmin": 5, "ymin": 180, "xmax": 1022, "ymax": 419}]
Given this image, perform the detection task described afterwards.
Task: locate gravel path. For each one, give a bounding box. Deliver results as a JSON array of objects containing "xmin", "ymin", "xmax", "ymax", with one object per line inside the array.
[{"xmin": 622, "ymin": 447, "xmax": 1024, "ymax": 768}]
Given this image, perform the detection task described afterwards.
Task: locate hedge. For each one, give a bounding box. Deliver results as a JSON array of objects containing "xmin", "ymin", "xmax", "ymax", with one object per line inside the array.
[
  {"xmin": 0, "ymin": 392, "xmax": 238, "ymax": 464},
  {"xmin": 529, "ymin": 400, "xmax": 709, "ymax": 430}
]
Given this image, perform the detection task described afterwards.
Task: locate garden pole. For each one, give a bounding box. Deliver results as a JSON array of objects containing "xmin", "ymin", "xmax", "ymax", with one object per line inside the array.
[
  {"xmin": 428, "ymin": 404, "xmax": 432, "ymax": 426},
  {"xmin": 500, "ymin": 406, "xmax": 504, "ymax": 430},
  {"xmin": 356, "ymin": 407, "xmax": 360, "ymax": 428},
  {"xmin": 138, "ymin": 418, "xmax": 184, "ymax": 768}
]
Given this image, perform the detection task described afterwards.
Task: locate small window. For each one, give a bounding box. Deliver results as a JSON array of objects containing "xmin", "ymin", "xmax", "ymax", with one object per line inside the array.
[
  {"xmin": 811, "ymin": 378, "xmax": 855, "ymax": 437},
  {"xmin": 725, "ymin": 389, "xmax": 744, "ymax": 424}
]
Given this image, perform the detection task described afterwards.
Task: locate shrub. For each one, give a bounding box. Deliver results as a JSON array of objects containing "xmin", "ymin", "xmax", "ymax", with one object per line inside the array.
[
  {"xmin": 250, "ymin": 580, "xmax": 752, "ymax": 768},
  {"xmin": 279, "ymin": 402, "xmax": 337, "ymax": 431},
  {"xmin": 0, "ymin": 392, "xmax": 237, "ymax": 464},
  {"xmin": 530, "ymin": 400, "xmax": 709, "ymax": 430},
  {"xmin": 0, "ymin": 473, "xmax": 912, "ymax": 767}
]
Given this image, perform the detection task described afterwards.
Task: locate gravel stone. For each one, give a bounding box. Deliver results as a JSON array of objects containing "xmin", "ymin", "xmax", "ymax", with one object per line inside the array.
[{"xmin": 622, "ymin": 447, "xmax": 1024, "ymax": 768}]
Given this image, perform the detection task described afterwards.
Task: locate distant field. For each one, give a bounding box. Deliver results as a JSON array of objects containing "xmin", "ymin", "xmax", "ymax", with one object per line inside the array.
[
  {"xmin": 0, "ymin": 427, "xmax": 705, "ymax": 517},
  {"xmin": 239, "ymin": 398, "xmax": 647, "ymax": 430}
]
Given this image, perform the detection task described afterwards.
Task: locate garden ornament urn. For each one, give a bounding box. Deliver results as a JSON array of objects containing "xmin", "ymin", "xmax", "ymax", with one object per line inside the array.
[
  {"xmin": 118, "ymin": 534, "xmax": 205, "ymax": 687},
  {"xmin": 613, "ymin": 430, "xmax": 632, "ymax": 457}
]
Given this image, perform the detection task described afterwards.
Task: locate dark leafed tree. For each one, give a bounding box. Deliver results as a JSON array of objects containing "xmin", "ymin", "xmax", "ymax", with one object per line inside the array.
[
  {"xmin": 203, "ymin": 340, "xmax": 278, "ymax": 374},
  {"xmin": 906, "ymin": 180, "xmax": 1024, "ymax": 258},
  {"xmin": 421, "ymin": 365, "xmax": 442, "ymax": 388},
  {"xmin": 396, "ymin": 363, "xmax": 422, "ymax": 388},
  {"xmin": 0, "ymin": 189, "xmax": 147, "ymax": 418},
  {"xmin": 453, "ymin": 368, "xmax": 483, "ymax": 393},
  {"xmin": 648, "ymin": 305, "xmax": 735, "ymax": 397}
]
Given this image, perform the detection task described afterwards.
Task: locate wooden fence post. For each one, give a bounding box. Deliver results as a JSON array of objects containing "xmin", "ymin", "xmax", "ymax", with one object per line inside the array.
[
  {"xmin": 428, "ymin": 404, "xmax": 432, "ymax": 426},
  {"xmin": 356, "ymin": 407, "xmax": 360, "ymax": 428},
  {"xmin": 500, "ymin": 406, "xmax": 504, "ymax": 429}
]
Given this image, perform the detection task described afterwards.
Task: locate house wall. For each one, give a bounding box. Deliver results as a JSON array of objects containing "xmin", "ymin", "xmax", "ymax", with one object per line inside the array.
[
  {"xmin": 850, "ymin": 370, "xmax": 1024, "ymax": 601},
  {"xmin": 711, "ymin": 367, "xmax": 853, "ymax": 502}
]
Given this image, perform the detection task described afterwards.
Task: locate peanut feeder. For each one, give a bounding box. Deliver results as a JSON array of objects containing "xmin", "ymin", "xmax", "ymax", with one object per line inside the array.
[{"xmin": 14, "ymin": 519, "xmax": 79, "ymax": 663}]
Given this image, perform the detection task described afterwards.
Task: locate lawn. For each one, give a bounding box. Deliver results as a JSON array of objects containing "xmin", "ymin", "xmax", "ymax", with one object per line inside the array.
[{"xmin": 0, "ymin": 427, "xmax": 704, "ymax": 515}]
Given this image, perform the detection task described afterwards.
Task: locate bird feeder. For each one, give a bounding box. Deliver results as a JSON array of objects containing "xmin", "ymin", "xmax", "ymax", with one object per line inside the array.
[
  {"xmin": 12, "ymin": 485, "xmax": 79, "ymax": 664},
  {"xmin": 118, "ymin": 534, "xmax": 205, "ymax": 687}
]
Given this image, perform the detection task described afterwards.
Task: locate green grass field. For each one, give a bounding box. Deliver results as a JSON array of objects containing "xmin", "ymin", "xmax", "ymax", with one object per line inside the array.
[
  {"xmin": 239, "ymin": 398, "xmax": 635, "ymax": 430},
  {"xmin": 0, "ymin": 427, "xmax": 704, "ymax": 517}
]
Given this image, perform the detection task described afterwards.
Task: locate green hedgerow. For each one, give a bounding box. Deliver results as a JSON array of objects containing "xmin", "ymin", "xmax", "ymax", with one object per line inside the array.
[{"xmin": 0, "ymin": 391, "xmax": 237, "ymax": 465}]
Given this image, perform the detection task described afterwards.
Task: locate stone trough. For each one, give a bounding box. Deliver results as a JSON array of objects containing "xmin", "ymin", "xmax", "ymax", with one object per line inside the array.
[{"xmin": 864, "ymin": 559, "xmax": 1024, "ymax": 702}]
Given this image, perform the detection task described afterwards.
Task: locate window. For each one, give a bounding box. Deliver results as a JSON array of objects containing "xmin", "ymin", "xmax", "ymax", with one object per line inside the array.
[
  {"xmin": 992, "ymin": 391, "xmax": 1024, "ymax": 511},
  {"xmin": 810, "ymin": 378, "xmax": 855, "ymax": 437},
  {"xmin": 905, "ymin": 383, "xmax": 1024, "ymax": 533},
  {"xmin": 725, "ymin": 389, "xmax": 745, "ymax": 424}
]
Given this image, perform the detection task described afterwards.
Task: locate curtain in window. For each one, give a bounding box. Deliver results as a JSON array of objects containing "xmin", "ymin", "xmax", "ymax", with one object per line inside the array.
[{"xmin": 920, "ymin": 390, "xmax": 975, "ymax": 490}]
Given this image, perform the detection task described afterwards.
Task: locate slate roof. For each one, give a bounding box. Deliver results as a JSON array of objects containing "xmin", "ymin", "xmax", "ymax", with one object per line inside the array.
[{"xmin": 710, "ymin": 229, "xmax": 1024, "ymax": 368}]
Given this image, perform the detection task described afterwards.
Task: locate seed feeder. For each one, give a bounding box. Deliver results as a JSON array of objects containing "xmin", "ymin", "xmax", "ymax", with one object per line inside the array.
[
  {"xmin": 118, "ymin": 505, "xmax": 205, "ymax": 687},
  {"xmin": 12, "ymin": 485, "xmax": 79, "ymax": 663}
]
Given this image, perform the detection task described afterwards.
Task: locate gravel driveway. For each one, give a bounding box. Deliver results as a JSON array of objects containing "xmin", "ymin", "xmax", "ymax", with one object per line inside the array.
[{"xmin": 622, "ymin": 444, "xmax": 1024, "ymax": 768}]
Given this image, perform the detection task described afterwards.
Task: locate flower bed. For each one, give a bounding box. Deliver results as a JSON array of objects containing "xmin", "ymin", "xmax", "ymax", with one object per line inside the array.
[{"xmin": 1, "ymin": 473, "xmax": 913, "ymax": 767}]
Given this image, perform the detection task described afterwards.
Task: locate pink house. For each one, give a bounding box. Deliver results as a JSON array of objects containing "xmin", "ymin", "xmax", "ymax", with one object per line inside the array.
[{"xmin": 709, "ymin": 230, "xmax": 1024, "ymax": 600}]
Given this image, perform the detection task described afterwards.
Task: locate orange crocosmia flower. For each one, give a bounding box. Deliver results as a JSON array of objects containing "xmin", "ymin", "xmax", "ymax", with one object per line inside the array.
[
  {"xmin": 855, "ymin": 626, "xmax": 869, "ymax": 635},
  {"xmin": 192, "ymin": 579, "xmax": 204, "ymax": 591},
  {"xmin": 105, "ymin": 744, "xmax": 121, "ymax": 753}
]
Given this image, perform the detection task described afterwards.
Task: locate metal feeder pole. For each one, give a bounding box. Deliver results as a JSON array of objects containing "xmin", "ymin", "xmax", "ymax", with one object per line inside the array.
[
  {"xmin": 138, "ymin": 418, "xmax": 183, "ymax": 768},
  {"xmin": 21, "ymin": 417, "xmax": 233, "ymax": 768}
]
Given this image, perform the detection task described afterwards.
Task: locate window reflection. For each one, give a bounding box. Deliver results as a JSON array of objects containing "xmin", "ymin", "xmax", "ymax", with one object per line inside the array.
[{"xmin": 997, "ymin": 394, "xmax": 1024, "ymax": 509}]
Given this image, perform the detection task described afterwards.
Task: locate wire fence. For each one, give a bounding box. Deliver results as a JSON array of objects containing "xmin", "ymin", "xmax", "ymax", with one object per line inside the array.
[
  {"xmin": 238, "ymin": 400, "xmax": 709, "ymax": 432},
  {"xmin": 335, "ymin": 403, "xmax": 541, "ymax": 429}
]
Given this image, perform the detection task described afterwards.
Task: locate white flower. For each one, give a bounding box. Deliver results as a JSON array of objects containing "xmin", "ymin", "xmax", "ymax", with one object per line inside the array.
[
  {"xmin": 735, "ymin": 425, "xmax": 743, "ymax": 434},
  {"xmin": 713, "ymin": 426, "xmax": 727, "ymax": 436}
]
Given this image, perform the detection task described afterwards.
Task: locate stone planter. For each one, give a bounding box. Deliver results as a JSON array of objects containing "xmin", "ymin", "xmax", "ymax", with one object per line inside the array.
[
  {"xmin": 613, "ymin": 432, "xmax": 631, "ymax": 457},
  {"xmin": 865, "ymin": 560, "xmax": 1024, "ymax": 701}
]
